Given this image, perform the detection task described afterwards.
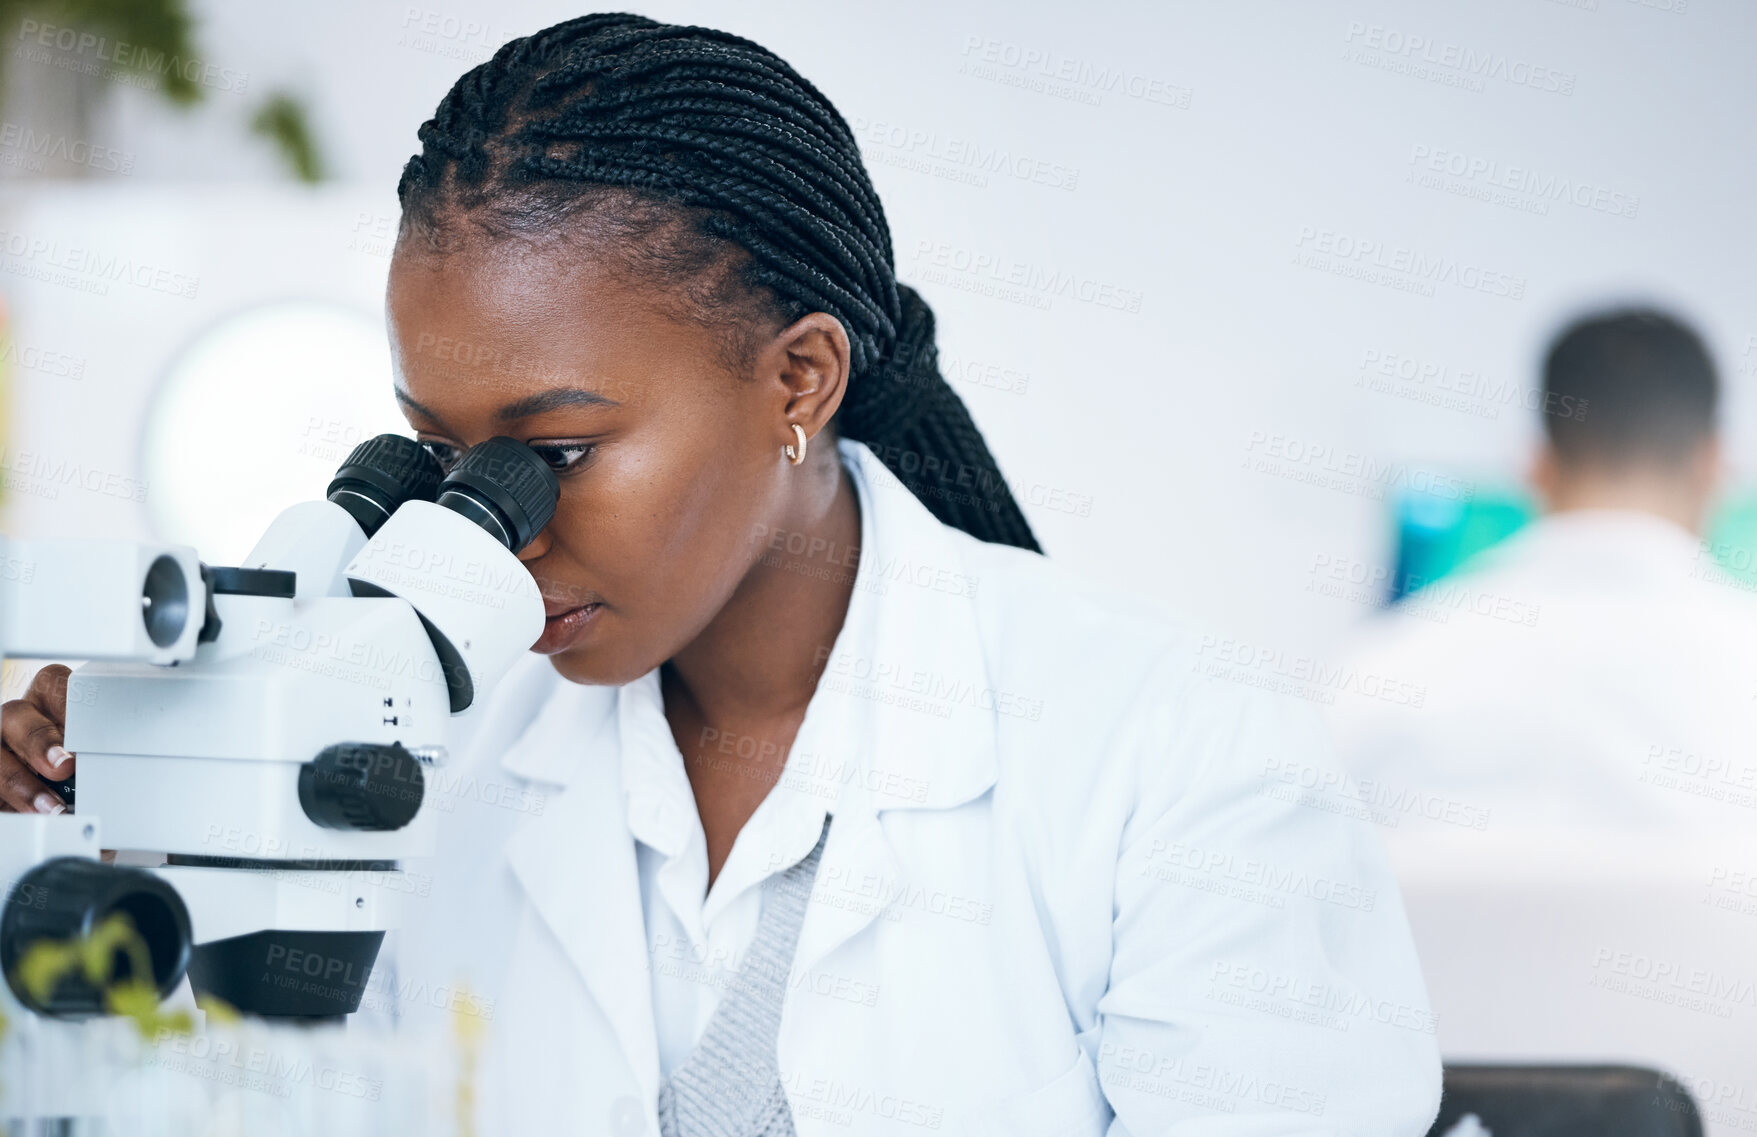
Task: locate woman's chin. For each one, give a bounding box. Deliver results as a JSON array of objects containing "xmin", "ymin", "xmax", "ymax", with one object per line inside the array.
[{"xmin": 541, "ymin": 643, "xmax": 652, "ymax": 688}]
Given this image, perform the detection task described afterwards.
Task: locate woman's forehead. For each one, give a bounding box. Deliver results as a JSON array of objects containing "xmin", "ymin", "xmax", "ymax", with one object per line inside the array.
[{"xmin": 387, "ymin": 257, "xmax": 735, "ymax": 422}]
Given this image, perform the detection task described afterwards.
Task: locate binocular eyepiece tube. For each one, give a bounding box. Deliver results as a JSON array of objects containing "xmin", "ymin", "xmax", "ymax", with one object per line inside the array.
[{"xmin": 326, "ymin": 434, "xmax": 559, "ymax": 552}]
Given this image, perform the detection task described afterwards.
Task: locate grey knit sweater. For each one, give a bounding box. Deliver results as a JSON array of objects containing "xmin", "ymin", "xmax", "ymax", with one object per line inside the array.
[{"xmin": 656, "ymin": 815, "xmax": 832, "ymax": 1137}]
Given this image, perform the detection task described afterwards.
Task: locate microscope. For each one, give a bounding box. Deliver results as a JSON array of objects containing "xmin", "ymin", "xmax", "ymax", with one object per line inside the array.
[{"xmin": 0, "ymin": 434, "xmax": 557, "ymax": 1036}]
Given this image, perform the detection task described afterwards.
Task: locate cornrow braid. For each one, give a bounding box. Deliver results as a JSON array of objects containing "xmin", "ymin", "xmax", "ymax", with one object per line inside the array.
[{"xmin": 397, "ymin": 11, "xmax": 1042, "ymax": 553}]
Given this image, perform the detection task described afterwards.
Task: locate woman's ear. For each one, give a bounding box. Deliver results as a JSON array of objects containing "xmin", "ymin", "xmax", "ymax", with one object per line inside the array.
[{"xmin": 757, "ymin": 311, "xmax": 851, "ymax": 442}]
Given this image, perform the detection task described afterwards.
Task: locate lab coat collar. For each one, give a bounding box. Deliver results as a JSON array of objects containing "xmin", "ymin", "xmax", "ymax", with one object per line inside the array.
[
  {"xmin": 1489, "ymin": 507, "xmax": 1709, "ymax": 589},
  {"xmin": 797, "ymin": 436, "xmax": 1001, "ymax": 814},
  {"xmin": 494, "ymin": 438, "xmax": 1003, "ymax": 1110}
]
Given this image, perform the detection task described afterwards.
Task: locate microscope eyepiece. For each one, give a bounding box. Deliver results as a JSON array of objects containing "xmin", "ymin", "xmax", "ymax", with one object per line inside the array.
[
  {"xmin": 326, "ymin": 434, "xmax": 445, "ymax": 537},
  {"xmin": 435, "ymin": 437, "xmax": 560, "ymax": 554}
]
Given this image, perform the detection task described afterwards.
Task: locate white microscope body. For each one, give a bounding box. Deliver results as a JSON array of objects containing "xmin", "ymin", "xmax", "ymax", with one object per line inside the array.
[
  {"xmin": 0, "ymin": 535, "xmax": 208, "ymax": 1120},
  {"xmin": 6, "ymin": 434, "xmax": 557, "ymax": 1023}
]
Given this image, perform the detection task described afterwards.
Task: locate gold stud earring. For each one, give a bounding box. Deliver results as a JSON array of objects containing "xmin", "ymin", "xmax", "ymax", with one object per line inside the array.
[{"xmin": 783, "ymin": 423, "xmax": 808, "ymax": 466}]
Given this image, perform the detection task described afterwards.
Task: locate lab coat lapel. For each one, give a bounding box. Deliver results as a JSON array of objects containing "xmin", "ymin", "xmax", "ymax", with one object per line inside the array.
[
  {"xmin": 791, "ymin": 441, "xmax": 1003, "ymax": 976},
  {"xmin": 499, "ymin": 682, "xmax": 660, "ymax": 1106},
  {"xmin": 791, "ymin": 789, "xmax": 903, "ymax": 977}
]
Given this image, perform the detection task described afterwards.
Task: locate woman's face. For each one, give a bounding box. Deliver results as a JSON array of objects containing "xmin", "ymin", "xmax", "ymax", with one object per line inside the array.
[{"xmin": 385, "ymin": 235, "xmax": 844, "ymax": 686}]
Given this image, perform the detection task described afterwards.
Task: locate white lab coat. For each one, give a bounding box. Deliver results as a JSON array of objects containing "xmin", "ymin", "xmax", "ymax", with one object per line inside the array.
[
  {"xmin": 385, "ymin": 439, "xmax": 1442, "ymax": 1137},
  {"xmin": 1326, "ymin": 508, "xmax": 1757, "ymax": 834}
]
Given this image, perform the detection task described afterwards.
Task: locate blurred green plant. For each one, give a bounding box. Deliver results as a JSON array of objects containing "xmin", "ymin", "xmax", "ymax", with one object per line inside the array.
[
  {"xmin": 250, "ymin": 90, "xmax": 322, "ymax": 183},
  {"xmin": 0, "ymin": 0, "xmax": 202, "ymax": 102},
  {"xmin": 0, "ymin": 0, "xmax": 325, "ymax": 181},
  {"xmin": 13, "ymin": 910, "xmax": 195, "ymax": 1038},
  {"xmin": 0, "ymin": 908, "xmax": 243, "ymax": 1108}
]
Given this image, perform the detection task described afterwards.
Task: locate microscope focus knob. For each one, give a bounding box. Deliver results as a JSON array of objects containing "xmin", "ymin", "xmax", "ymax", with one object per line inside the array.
[{"xmin": 298, "ymin": 742, "xmax": 425, "ymax": 831}]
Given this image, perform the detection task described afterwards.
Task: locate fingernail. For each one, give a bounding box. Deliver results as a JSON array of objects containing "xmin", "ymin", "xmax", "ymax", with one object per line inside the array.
[
  {"xmin": 45, "ymin": 745, "xmax": 70, "ymax": 771},
  {"xmin": 33, "ymin": 794, "xmax": 64, "ymax": 815}
]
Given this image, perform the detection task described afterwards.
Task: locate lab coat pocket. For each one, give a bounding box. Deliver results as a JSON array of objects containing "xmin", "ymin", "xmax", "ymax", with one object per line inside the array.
[{"xmin": 959, "ymin": 1046, "xmax": 1110, "ymax": 1137}]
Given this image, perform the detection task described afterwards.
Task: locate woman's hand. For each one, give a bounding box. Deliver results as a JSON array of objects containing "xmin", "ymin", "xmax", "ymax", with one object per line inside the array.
[{"xmin": 0, "ymin": 664, "xmax": 75, "ymax": 814}]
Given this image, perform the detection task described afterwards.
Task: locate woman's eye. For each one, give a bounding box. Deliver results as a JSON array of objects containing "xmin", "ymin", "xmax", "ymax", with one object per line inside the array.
[
  {"xmin": 528, "ymin": 443, "xmax": 595, "ymax": 473},
  {"xmin": 421, "ymin": 440, "xmax": 460, "ymax": 471}
]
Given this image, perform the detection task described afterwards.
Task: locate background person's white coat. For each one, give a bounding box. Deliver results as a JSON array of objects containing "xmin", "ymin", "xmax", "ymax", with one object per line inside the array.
[{"xmin": 1328, "ymin": 507, "xmax": 1757, "ymax": 834}]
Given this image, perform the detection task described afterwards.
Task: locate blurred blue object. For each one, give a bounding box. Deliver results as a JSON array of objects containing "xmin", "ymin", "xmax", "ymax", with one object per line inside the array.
[
  {"xmin": 1387, "ymin": 485, "xmax": 1757, "ymax": 603},
  {"xmin": 1389, "ymin": 487, "xmax": 1537, "ymax": 603}
]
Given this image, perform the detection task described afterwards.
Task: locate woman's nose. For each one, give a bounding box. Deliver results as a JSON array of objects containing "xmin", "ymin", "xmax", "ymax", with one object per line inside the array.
[{"xmin": 517, "ymin": 525, "xmax": 552, "ymax": 562}]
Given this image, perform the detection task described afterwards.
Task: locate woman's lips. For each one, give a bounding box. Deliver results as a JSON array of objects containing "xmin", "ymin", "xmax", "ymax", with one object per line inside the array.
[{"xmin": 532, "ymin": 602, "xmax": 603, "ymax": 654}]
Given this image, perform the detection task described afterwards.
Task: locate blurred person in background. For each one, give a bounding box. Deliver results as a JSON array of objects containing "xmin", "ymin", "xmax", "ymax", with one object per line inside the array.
[{"xmin": 1328, "ymin": 308, "xmax": 1757, "ymax": 834}]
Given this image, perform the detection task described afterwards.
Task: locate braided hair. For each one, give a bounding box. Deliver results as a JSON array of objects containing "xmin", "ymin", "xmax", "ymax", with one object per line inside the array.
[{"xmin": 396, "ymin": 12, "xmax": 1041, "ymax": 552}]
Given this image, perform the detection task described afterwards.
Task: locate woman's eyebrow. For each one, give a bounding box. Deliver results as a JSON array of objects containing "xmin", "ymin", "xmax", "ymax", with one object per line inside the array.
[
  {"xmin": 393, "ymin": 386, "xmax": 441, "ymax": 422},
  {"xmin": 393, "ymin": 385, "xmax": 620, "ymax": 425},
  {"xmin": 494, "ymin": 387, "xmax": 620, "ymax": 420}
]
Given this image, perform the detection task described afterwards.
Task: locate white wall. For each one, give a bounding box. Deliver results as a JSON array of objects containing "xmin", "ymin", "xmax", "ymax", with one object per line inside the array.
[{"xmin": 5, "ymin": 0, "xmax": 1754, "ymax": 662}]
